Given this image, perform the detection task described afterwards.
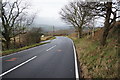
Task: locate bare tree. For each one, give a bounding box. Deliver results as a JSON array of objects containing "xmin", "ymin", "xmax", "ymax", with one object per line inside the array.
[
  {"xmin": 16, "ymin": 14, "xmax": 36, "ymax": 47},
  {"xmin": 1, "ymin": 0, "xmax": 29, "ymax": 49},
  {"xmin": 83, "ymin": 1, "xmax": 120, "ymax": 46},
  {"xmin": 60, "ymin": 1, "xmax": 94, "ymax": 38}
]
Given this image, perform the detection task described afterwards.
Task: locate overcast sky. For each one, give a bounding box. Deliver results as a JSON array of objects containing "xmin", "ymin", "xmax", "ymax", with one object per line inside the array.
[
  {"xmin": 2, "ymin": 0, "xmax": 104, "ymax": 28},
  {"xmin": 27, "ymin": 0, "xmax": 104, "ymax": 28},
  {"xmin": 28, "ymin": 0, "xmax": 72, "ymax": 27}
]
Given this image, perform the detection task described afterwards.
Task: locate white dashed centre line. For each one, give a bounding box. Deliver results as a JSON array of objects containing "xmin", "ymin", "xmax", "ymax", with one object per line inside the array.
[{"xmin": 46, "ymin": 45, "xmax": 56, "ymax": 51}]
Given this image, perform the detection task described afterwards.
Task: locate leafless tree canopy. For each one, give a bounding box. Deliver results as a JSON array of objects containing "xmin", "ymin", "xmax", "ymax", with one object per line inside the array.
[
  {"xmin": 83, "ymin": 1, "xmax": 120, "ymax": 46},
  {"xmin": 60, "ymin": 1, "xmax": 94, "ymax": 38},
  {"xmin": 60, "ymin": 0, "xmax": 120, "ymax": 46},
  {"xmin": 1, "ymin": 0, "xmax": 35, "ymax": 49}
]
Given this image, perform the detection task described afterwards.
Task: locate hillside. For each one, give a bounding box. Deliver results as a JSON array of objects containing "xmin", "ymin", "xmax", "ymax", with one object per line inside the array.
[{"xmin": 69, "ymin": 25, "xmax": 119, "ymax": 78}]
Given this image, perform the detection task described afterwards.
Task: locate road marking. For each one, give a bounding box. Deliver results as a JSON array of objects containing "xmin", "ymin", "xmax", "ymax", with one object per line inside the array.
[
  {"xmin": 0, "ymin": 56, "xmax": 37, "ymax": 77},
  {"xmin": 71, "ymin": 39, "xmax": 79, "ymax": 79},
  {"xmin": 0, "ymin": 43, "xmax": 48, "ymax": 58},
  {"xmin": 57, "ymin": 49, "xmax": 62, "ymax": 52},
  {"xmin": 46, "ymin": 45, "xmax": 56, "ymax": 51},
  {"xmin": 5, "ymin": 58, "xmax": 17, "ymax": 61}
]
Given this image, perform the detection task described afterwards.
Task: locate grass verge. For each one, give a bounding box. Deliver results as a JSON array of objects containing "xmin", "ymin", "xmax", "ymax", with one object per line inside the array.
[
  {"xmin": 41, "ymin": 36, "xmax": 56, "ymax": 41},
  {"xmin": 49, "ymin": 36, "xmax": 56, "ymax": 40},
  {"xmin": 71, "ymin": 36, "xmax": 119, "ymax": 78},
  {"xmin": 2, "ymin": 42, "xmax": 49, "ymax": 56}
]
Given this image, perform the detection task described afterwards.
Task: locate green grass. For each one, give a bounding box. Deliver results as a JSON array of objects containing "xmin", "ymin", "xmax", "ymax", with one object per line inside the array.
[
  {"xmin": 41, "ymin": 36, "xmax": 56, "ymax": 41},
  {"xmin": 1, "ymin": 36, "xmax": 56, "ymax": 56},
  {"xmin": 2, "ymin": 42, "xmax": 49, "ymax": 56},
  {"xmin": 72, "ymin": 36, "xmax": 119, "ymax": 78},
  {"xmin": 49, "ymin": 36, "xmax": 56, "ymax": 40}
]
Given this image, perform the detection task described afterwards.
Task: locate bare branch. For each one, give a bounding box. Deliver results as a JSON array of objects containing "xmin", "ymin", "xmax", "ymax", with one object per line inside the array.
[{"xmin": 60, "ymin": 1, "xmax": 94, "ymax": 38}]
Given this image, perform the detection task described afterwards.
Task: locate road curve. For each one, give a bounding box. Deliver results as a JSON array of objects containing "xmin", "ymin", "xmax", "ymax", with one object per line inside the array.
[{"xmin": 1, "ymin": 36, "xmax": 79, "ymax": 79}]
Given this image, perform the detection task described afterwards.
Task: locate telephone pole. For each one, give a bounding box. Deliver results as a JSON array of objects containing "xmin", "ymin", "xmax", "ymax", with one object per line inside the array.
[{"xmin": 53, "ymin": 26, "xmax": 55, "ymax": 36}]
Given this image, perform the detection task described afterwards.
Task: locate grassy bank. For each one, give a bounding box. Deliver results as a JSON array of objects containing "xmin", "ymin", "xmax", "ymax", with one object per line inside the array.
[
  {"xmin": 1, "ymin": 36, "xmax": 56, "ymax": 56},
  {"xmin": 41, "ymin": 36, "xmax": 56, "ymax": 41},
  {"xmin": 1, "ymin": 42, "xmax": 49, "ymax": 56},
  {"xmin": 49, "ymin": 36, "xmax": 56, "ymax": 40},
  {"xmin": 71, "ymin": 36, "xmax": 119, "ymax": 78}
]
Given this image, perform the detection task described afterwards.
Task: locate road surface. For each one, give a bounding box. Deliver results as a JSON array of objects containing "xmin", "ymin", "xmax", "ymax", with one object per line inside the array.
[{"xmin": 1, "ymin": 36, "xmax": 79, "ymax": 79}]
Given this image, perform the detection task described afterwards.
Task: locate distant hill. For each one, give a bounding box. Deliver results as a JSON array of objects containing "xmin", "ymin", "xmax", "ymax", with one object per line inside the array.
[{"xmin": 31, "ymin": 24, "xmax": 73, "ymax": 32}]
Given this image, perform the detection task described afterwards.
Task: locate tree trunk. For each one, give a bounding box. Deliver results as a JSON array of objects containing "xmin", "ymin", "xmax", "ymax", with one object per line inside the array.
[
  {"xmin": 4, "ymin": 32, "xmax": 11, "ymax": 50},
  {"xmin": 101, "ymin": 27, "xmax": 109, "ymax": 46},
  {"xmin": 5, "ymin": 39, "xmax": 10, "ymax": 50},
  {"xmin": 13, "ymin": 37, "xmax": 16, "ymax": 48},
  {"xmin": 19, "ymin": 34, "xmax": 22, "ymax": 48},
  {"xmin": 78, "ymin": 27, "xmax": 82, "ymax": 38},
  {"xmin": 101, "ymin": 2, "xmax": 112, "ymax": 46},
  {"xmin": 101, "ymin": 18, "xmax": 110, "ymax": 46},
  {"xmin": 117, "ymin": 24, "xmax": 120, "ymax": 57}
]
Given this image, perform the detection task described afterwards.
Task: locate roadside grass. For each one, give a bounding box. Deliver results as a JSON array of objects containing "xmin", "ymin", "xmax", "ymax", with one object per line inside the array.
[
  {"xmin": 71, "ymin": 36, "xmax": 119, "ymax": 78},
  {"xmin": 2, "ymin": 42, "xmax": 49, "ymax": 56},
  {"xmin": 1, "ymin": 36, "xmax": 56, "ymax": 56},
  {"xmin": 49, "ymin": 36, "xmax": 56, "ymax": 40},
  {"xmin": 41, "ymin": 36, "xmax": 56, "ymax": 41}
]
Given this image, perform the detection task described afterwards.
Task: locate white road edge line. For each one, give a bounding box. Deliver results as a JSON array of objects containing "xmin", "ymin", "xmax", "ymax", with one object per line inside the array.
[
  {"xmin": 0, "ymin": 56, "xmax": 37, "ymax": 77},
  {"xmin": 71, "ymin": 39, "xmax": 79, "ymax": 79},
  {"xmin": 46, "ymin": 45, "xmax": 56, "ymax": 51}
]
